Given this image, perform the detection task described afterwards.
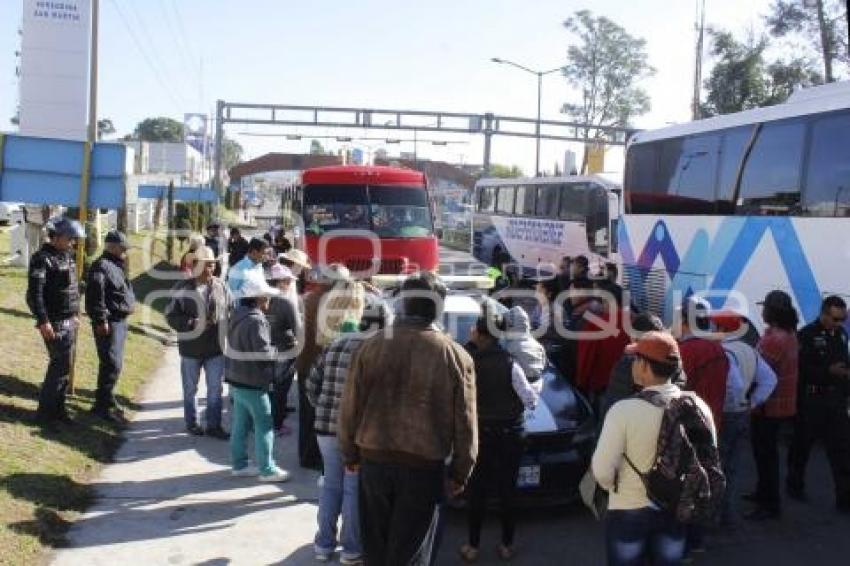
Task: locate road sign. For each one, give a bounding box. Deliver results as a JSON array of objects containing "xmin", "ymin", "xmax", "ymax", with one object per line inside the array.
[
  {"xmin": 0, "ymin": 133, "xmax": 130, "ymax": 208},
  {"xmin": 138, "ymin": 185, "xmax": 219, "ymax": 203}
]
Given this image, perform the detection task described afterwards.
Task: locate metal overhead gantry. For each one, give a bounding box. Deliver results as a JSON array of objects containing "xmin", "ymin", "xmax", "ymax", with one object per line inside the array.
[{"xmin": 213, "ymin": 100, "xmax": 637, "ymax": 197}]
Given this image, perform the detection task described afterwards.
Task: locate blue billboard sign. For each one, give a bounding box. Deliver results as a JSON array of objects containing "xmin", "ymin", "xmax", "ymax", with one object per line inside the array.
[{"xmin": 0, "ymin": 133, "xmax": 129, "ymax": 208}]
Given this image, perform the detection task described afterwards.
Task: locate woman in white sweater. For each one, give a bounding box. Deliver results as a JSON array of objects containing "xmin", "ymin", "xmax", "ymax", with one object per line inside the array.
[{"xmin": 592, "ymin": 331, "xmax": 716, "ymax": 566}]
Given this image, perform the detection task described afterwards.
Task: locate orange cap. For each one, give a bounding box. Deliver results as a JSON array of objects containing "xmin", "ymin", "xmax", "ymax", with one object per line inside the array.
[{"xmin": 625, "ymin": 331, "xmax": 681, "ymax": 365}]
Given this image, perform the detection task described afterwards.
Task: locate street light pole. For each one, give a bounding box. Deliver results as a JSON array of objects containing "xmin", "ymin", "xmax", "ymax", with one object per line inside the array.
[
  {"xmin": 491, "ymin": 58, "xmax": 563, "ymax": 177},
  {"xmin": 536, "ymin": 71, "xmax": 542, "ymax": 178}
]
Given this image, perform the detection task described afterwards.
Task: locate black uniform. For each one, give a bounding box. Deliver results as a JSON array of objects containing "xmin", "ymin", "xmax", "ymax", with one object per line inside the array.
[
  {"xmin": 26, "ymin": 243, "xmax": 80, "ymax": 420},
  {"xmin": 85, "ymin": 252, "xmax": 136, "ymax": 414},
  {"xmin": 787, "ymin": 320, "xmax": 850, "ymax": 508}
]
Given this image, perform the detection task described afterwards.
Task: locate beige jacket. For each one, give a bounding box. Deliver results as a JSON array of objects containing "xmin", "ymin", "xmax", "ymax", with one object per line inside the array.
[
  {"xmin": 591, "ymin": 383, "xmax": 717, "ymax": 510},
  {"xmin": 338, "ymin": 319, "xmax": 478, "ymax": 485}
]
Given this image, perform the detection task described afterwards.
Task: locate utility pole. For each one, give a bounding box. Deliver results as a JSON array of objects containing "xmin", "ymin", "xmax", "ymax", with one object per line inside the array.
[
  {"xmin": 213, "ymin": 99, "xmax": 224, "ymax": 215},
  {"xmin": 692, "ymin": 0, "xmax": 706, "ymax": 120},
  {"xmin": 491, "ymin": 58, "xmax": 563, "ymax": 177}
]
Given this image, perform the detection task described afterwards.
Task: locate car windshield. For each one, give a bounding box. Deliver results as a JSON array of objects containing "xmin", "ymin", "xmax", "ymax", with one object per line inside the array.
[
  {"xmin": 369, "ymin": 186, "xmax": 433, "ymax": 238},
  {"xmin": 303, "ymin": 184, "xmax": 433, "ymax": 237},
  {"xmin": 303, "ymin": 185, "xmax": 370, "ymax": 235},
  {"xmin": 442, "ymin": 312, "xmax": 478, "ymax": 344}
]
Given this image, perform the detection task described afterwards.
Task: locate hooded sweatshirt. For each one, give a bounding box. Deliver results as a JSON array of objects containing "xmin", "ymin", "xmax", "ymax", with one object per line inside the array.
[
  {"xmin": 501, "ymin": 306, "xmax": 546, "ymax": 383},
  {"xmin": 225, "ymin": 304, "xmax": 276, "ymax": 390}
]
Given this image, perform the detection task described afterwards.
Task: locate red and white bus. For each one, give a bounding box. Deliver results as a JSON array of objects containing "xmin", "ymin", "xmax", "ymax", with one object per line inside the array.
[{"xmin": 296, "ymin": 165, "xmax": 439, "ymax": 274}]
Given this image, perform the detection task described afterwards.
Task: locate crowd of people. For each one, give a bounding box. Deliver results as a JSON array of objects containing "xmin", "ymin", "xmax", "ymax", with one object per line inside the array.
[{"xmin": 24, "ymin": 219, "xmax": 850, "ymax": 565}]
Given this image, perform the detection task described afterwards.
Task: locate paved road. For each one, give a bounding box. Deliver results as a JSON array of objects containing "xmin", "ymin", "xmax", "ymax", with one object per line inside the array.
[{"xmin": 52, "ymin": 246, "xmax": 850, "ymax": 565}]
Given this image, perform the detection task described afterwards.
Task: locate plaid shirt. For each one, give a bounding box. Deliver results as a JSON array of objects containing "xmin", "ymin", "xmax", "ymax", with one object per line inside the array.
[{"xmin": 307, "ymin": 334, "xmax": 366, "ymax": 435}]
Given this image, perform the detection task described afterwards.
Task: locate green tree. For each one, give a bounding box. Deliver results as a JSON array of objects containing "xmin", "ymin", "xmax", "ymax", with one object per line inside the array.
[
  {"xmin": 701, "ymin": 28, "xmax": 822, "ymax": 116},
  {"xmin": 97, "ymin": 118, "xmax": 116, "ymax": 140},
  {"xmin": 310, "ymin": 139, "xmax": 327, "ymax": 155},
  {"xmin": 489, "ymin": 164, "xmax": 524, "ymax": 178},
  {"xmin": 560, "ymin": 9, "xmax": 654, "ymax": 172},
  {"xmin": 132, "ymin": 117, "xmax": 184, "ymax": 142},
  {"xmin": 765, "ymin": 0, "xmax": 848, "ymax": 83},
  {"xmin": 221, "ymin": 137, "xmax": 244, "ymax": 171}
]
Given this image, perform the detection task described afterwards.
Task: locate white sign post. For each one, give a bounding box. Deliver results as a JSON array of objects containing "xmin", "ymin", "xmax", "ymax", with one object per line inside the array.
[{"xmin": 19, "ymin": 0, "xmax": 93, "ymax": 141}]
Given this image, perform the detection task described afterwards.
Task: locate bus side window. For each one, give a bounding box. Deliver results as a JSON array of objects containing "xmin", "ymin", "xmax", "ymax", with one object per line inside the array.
[
  {"xmin": 588, "ymin": 186, "xmax": 610, "ymax": 255},
  {"xmin": 496, "ymin": 186, "xmax": 515, "ymax": 215},
  {"xmin": 802, "ymin": 112, "xmax": 850, "ymax": 217},
  {"xmin": 479, "ymin": 187, "xmax": 496, "ymax": 212},
  {"xmin": 515, "ymin": 185, "xmax": 536, "ymax": 216},
  {"xmin": 536, "ymin": 184, "xmax": 560, "ymax": 218},
  {"xmin": 560, "ymin": 183, "xmax": 587, "ymax": 221},
  {"xmin": 738, "ymin": 120, "xmax": 805, "ymax": 215}
]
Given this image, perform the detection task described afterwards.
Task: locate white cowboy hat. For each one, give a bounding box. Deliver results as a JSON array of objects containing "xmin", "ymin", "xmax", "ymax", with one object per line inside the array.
[
  {"xmin": 279, "ymin": 248, "xmax": 311, "ymax": 269},
  {"xmin": 193, "ymin": 246, "xmax": 217, "ymax": 263}
]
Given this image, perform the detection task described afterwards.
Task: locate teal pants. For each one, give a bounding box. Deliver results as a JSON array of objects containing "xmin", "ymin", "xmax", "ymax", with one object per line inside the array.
[{"xmin": 230, "ymin": 385, "xmax": 277, "ymax": 475}]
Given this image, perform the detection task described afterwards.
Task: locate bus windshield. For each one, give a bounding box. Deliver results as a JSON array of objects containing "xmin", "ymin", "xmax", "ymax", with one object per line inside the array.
[
  {"xmin": 304, "ymin": 185, "xmax": 370, "ymax": 235},
  {"xmin": 370, "ymin": 186, "xmax": 433, "ymax": 238},
  {"xmin": 303, "ymin": 184, "xmax": 433, "ymax": 238}
]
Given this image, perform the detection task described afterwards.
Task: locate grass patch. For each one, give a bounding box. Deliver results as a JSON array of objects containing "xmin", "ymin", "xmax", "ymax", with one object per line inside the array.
[{"xmin": 0, "ymin": 227, "xmax": 173, "ymax": 565}]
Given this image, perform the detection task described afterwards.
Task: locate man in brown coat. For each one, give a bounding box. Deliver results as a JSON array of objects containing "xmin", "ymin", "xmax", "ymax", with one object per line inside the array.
[{"xmin": 339, "ymin": 272, "xmax": 478, "ymax": 566}]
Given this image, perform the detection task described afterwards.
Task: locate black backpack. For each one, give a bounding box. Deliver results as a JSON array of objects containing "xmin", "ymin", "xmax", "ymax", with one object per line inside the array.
[{"xmin": 624, "ymin": 389, "xmax": 726, "ymax": 524}]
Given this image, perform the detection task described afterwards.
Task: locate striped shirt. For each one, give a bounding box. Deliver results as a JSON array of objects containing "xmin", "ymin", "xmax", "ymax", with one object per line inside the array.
[{"xmin": 307, "ymin": 334, "xmax": 366, "ymax": 436}]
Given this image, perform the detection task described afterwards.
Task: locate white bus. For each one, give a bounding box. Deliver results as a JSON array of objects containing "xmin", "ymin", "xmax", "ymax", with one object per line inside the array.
[
  {"xmin": 471, "ymin": 175, "xmax": 622, "ymax": 277},
  {"xmin": 621, "ymin": 80, "xmax": 850, "ymax": 324}
]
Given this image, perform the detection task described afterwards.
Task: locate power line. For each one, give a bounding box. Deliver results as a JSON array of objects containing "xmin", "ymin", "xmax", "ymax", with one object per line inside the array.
[
  {"xmin": 107, "ymin": 0, "xmax": 185, "ymax": 112},
  {"xmin": 169, "ymin": 0, "xmax": 205, "ymax": 109},
  {"xmin": 119, "ymin": 0, "xmax": 192, "ymax": 108},
  {"xmin": 157, "ymin": 0, "xmax": 200, "ymax": 89}
]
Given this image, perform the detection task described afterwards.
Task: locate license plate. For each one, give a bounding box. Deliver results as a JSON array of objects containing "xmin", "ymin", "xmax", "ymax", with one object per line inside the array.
[{"xmin": 516, "ymin": 465, "xmax": 541, "ymax": 488}]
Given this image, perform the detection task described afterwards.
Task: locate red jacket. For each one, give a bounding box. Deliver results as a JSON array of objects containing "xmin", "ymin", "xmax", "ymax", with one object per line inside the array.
[
  {"xmin": 678, "ymin": 335, "xmax": 729, "ymax": 430},
  {"xmin": 756, "ymin": 327, "xmax": 798, "ymax": 418},
  {"xmin": 576, "ymin": 309, "xmax": 630, "ymax": 394}
]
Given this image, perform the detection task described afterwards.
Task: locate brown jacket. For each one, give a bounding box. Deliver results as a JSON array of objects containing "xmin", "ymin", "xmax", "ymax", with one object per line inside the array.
[{"xmin": 338, "ymin": 318, "xmax": 478, "ymax": 485}]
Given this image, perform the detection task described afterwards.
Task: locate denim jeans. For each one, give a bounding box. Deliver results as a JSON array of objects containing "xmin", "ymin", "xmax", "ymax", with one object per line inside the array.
[
  {"xmin": 605, "ymin": 508, "xmax": 686, "ymax": 566},
  {"xmin": 230, "ymin": 385, "xmax": 277, "ymax": 476},
  {"xmin": 38, "ymin": 319, "xmax": 77, "ymax": 419},
  {"xmin": 315, "ymin": 435, "xmax": 361, "ymax": 559},
  {"xmin": 719, "ymin": 411, "xmax": 749, "ymax": 524},
  {"xmin": 93, "ymin": 318, "xmax": 128, "ymax": 411},
  {"xmin": 180, "ymin": 355, "xmax": 225, "ymax": 429}
]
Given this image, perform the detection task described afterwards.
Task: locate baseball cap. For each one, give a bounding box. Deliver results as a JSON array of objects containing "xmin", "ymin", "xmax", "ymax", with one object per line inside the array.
[
  {"xmin": 47, "ymin": 217, "xmax": 85, "ymax": 239},
  {"xmin": 757, "ymin": 290, "xmax": 793, "ymax": 311},
  {"xmin": 625, "ymin": 331, "xmax": 681, "ymax": 365},
  {"xmin": 104, "ymin": 230, "xmax": 131, "ymax": 249}
]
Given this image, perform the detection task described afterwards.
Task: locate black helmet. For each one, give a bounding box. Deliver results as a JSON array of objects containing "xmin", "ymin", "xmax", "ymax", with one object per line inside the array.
[{"xmin": 46, "ymin": 217, "xmax": 85, "ymax": 239}]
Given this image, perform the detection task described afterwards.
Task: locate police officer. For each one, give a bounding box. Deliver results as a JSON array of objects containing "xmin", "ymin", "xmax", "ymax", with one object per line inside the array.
[
  {"xmin": 26, "ymin": 217, "xmax": 84, "ymax": 427},
  {"xmin": 787, "ymin": 295, "xmax": 850, "ymax": 512},
  {"xmin": 86, "ymin": 230, "xmax": 136, "ymax": 422}
]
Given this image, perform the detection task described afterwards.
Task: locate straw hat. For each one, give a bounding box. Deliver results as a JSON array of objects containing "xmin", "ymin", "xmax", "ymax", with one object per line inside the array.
[
  {"xmin": 193, "ymin": 246, "xmax": 217, "ymax": 263},
  {"xmin": 279, "ymin": 249, "xmax": 311, "ymax": 269}
]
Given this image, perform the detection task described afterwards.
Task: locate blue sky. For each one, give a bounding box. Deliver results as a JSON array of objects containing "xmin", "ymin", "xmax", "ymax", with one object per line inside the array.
[{"xmin": 0, "ymin": 0, "xmax": 773, "ymax": 174}]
